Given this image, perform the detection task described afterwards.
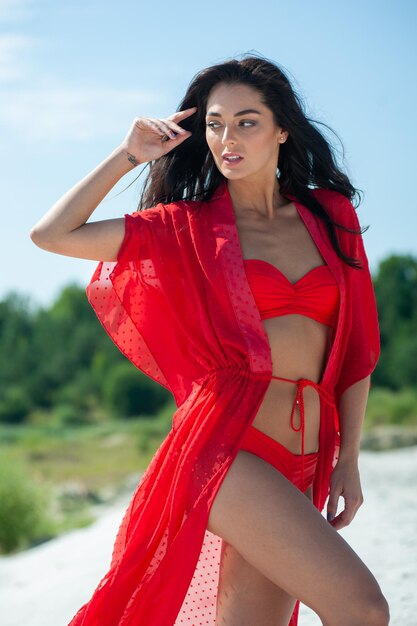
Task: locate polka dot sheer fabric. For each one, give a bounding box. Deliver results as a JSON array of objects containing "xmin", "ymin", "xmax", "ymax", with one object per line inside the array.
[
  {"xmin": 175, "ymin": 530, "xmax": 222, "ymax": 624},
  {"xmin": 67, "ymin": 180, "xmax": 380, "ymax": 626}
]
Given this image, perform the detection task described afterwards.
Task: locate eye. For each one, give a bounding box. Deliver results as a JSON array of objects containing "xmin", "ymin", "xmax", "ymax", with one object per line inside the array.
[{"xmin": 206, "ymin": 120, "xmax": 256, "ymax": 129}]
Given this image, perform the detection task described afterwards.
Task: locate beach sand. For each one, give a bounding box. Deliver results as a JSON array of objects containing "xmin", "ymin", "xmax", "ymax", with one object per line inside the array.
[{"xmin": 0, "ymin": 446, "xmax": 416, "ymax": 625}]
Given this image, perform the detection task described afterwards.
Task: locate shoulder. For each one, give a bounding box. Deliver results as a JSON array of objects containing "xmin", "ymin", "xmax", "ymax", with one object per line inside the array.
[
  {"xmin": 124, "ymin": 198, "xmax": 205, "ymax": 251},
  {"xmin": 127, "ymin": 203, "xmax": 165, "ymax": 225},
  {"xmin": 310, "ymin": 188, "xmax": 359, "ymax": 230},
  {"xmin": 128, "ymin": 198, "xmax": 203, "ymax": 223}
]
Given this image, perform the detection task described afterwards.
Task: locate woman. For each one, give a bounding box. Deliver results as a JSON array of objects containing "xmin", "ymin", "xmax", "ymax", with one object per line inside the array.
[{"xmin": 30, "ymin": 54, "xmax": 389, "ymax": 625}]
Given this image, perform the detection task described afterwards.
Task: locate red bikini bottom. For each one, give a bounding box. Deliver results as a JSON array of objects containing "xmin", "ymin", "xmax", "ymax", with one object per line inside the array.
[
  {"xmin": 239, "ymin": 374, "xmax": 336, "ymax": 492},
  {"xmin": 239, "ymin": 425, "xmax": 318, "ymax": 492}
]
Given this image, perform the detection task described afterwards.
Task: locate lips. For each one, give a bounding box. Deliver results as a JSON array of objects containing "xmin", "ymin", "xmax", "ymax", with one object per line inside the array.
[{"xmin": 222, "ymin": 153, "xmax": 244, "ymax": 163}]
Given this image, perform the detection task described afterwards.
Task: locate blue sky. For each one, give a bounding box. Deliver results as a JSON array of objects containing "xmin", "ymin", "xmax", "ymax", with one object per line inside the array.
[{"xmin": 1, "ymin": 0, "xmax": 416, "ymax": 307}]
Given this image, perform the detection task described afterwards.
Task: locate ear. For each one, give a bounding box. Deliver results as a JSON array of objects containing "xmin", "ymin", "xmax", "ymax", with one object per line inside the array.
[{"xmin": 278, "ymin": 129, "xmax": 289, "ymax": 144}]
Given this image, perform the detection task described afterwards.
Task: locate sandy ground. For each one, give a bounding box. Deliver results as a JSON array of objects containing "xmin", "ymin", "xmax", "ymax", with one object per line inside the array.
[{"xmin": 0, "ymin": 446, "xmax": 416, "ymax": 626}]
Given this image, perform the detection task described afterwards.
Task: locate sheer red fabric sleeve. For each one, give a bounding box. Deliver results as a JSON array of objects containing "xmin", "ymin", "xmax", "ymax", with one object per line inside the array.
[
  {"xmin": 313, "ymin": 190, "xmax": 381, "ymax": 399},
  {"xmin": 338, "ymin": 203, "xmax": 380, "ymax": 397},
  {"xmin": 87, "ymin": 206, "xmax": 173, "ymax": 391},
  {"xmin": 86, "ymin": 203, "xmax": 210, "ymax": 408}
]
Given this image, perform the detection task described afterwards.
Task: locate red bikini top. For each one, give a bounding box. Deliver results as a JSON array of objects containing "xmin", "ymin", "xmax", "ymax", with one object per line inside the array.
[{"xmin": 244, "ymin": 258, "xmax": 339, "ymax": 328}]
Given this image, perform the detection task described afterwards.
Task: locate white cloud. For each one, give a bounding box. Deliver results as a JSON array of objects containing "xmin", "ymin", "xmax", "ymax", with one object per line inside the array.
[
  {"xmin": 0, "ymin": 86, "xmax": 166, "ymax": 142},
  {"xmin": 0, "ymin": 34, "xmax": 37, "ymax": 81}
]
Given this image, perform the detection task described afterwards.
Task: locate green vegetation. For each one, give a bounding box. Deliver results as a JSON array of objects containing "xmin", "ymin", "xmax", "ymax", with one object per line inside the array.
[
  {"xmin": 364, "ymin": 387, "xmax": 417, "ymax": 429},
  {"xmin": 0, "ymin": 401, "xmax": 175, "ymax": 554},
  {"xmin": 0, "ymin": 285, "xmax": 172, "ymax": 425},
  {"xmin": 372, "ymin": 255, "xmax": 417, "ymax": 389},
  {"xmin": 0, "ymin": 281, "xmax": 176, "ymax": 554},
  {"xmin": 0, "ymin": 452, "xmax": 55, "ymax": 553},
  {"xmin": 0, "ymin": 406, "xmax": 174, "ymax": 488}
]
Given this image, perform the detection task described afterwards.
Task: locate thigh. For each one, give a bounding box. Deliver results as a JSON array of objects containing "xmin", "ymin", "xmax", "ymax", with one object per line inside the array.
[
  {"xmin": 216, "ymin": 539, "xmax": 297, "ymax": 626},
  {"xmin": 207, "ymin": 450, "xmax": 383, "ymax": 623},
  {"xmin": 214, "ymin": 473, "xmax": 314, "ymax": 626}
]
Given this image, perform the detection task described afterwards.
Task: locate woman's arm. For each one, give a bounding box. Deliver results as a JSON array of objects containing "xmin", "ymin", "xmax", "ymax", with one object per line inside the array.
[
  {"xmin": 30, "ymin": 147, "xmax": 136, "ymax": 261},
  {"xmin": 30, "ymin": 109, "xmax": 196, "ymax": 262},
  {"xmin": 326, "ymin": 375, "xmax": 371, "ymax": 530}
]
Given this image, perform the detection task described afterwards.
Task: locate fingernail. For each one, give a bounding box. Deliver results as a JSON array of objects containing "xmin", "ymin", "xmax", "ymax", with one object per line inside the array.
[{"xmin": 327, "ymin": 512, "xmax": 334, "ymax": 522}]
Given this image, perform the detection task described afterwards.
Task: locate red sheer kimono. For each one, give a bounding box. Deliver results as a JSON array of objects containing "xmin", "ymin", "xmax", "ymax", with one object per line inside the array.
[{"xmin": 68, "ymin": 179, "xmax": 380, "ymax": 626}]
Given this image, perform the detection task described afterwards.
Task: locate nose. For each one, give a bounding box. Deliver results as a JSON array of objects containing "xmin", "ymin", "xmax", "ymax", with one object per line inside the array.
[{"xmin": 221, "ymin": 124, "xmax": 237, "ymax": 145}]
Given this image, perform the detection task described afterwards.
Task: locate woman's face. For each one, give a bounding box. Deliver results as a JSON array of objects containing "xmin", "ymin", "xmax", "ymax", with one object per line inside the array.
[{"xmin": 205, "ymin": 82, "xmax": 288, "ymax": 181}]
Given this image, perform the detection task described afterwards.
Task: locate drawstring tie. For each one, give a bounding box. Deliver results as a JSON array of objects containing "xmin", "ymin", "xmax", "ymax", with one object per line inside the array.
[{"xmin": 270, "ymin": 375, "xmax": 337, "ymax": 492}]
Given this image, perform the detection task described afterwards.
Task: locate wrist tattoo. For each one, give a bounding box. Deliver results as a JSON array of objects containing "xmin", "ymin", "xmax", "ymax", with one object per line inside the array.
[{"xmin": 126, "ymin": 151, "xmax": 140, "ymax": 167}]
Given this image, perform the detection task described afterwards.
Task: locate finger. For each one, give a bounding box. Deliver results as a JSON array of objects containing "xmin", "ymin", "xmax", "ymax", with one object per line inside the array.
[
  {"xmin": 331, "ymin": 498, "xmax": 359, "ymax": 530},
  {"xmin": 169, "ymin": 106, "xmax": 198, "ymax": 121},
  {"xmin": 147, "ymin": 119, "xmax": 170, "ymax": 137},
  {"xmin": 161, "ymin": 130, "xmax": 192, "ymax": 144},
  {"xmin": 161, "ymin": 116, "xmax": 193, "ymax": 140},
  {"xmin": 165, "ymin": 120, "xmax": 189, "ymax": 135},
  {"xmin": 330, "ymin": 511, "xmax": 348, "ymax": 531},
  {"xmin": 153, "ymin": 119, "xmax": 178, "ymax": 139},
  {"xmin": 156, "ymin": 119, "xmax": 192, "ymax": 142},
  {"xmin": 326, "ymin": 489, "xmax": 341, "ymax": 523},
  {"xmin": 331, "ymin": 509, "xmax": 352, "ymax": 531},
  {"xmin": 147, "ymin": 120, "xmax": 179, "ymax": 143}
]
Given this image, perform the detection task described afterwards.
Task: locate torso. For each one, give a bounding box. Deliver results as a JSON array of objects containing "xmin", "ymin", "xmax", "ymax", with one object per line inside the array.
[{"xmin": 234, "ymin": 201, "xmax": 334, "ymax": 455}]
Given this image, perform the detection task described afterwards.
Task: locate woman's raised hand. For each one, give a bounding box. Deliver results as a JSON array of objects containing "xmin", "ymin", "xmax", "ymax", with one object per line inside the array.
[
  {"xmin": 29, "ymin": 106, "xmax": 198, "ymax": 262},
  {"xmin": 119, "ymin": 107, "xmax": 198, "ymax": 165}
]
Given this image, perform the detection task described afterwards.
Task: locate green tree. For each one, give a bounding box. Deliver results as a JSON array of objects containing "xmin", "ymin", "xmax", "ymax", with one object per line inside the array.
[
  {"xmin": 0, "ymin": 293, "xmax": 37, "ymax": 422},
  {"xmin": 0, "ymin": 293, "xmax": 36, "ymax": 389},
  {"xmin": 104, "ymin": 362, "xmax": 171, "ymax": 418},
  {"xmin": 372, "ymin": 255, "xmax": 417, "ymax": 389}
]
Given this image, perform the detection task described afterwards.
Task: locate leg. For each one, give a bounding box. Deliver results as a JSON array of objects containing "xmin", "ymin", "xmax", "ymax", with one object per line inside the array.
[
  {"xmin": 215, "ymin": 442, "xmax": 315, "ymax": 626},
  {"xmin": 208, "ymin": 450, "xmax": 389, "ymax": 626},
  {"xmin": 216, "ymin": 539, "xmax": 298, "ymax": 626}
]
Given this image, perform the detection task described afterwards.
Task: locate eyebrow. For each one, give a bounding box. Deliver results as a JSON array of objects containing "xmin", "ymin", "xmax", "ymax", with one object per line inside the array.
[{"xmin": 206, "ymin": 108, "xmax": 262, "ymax": 117}]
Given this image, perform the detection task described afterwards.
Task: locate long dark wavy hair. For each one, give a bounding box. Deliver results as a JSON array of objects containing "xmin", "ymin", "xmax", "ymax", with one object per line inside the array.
[{"xmin": 125, "ymin": 52, "xmax": 367, "ymax": 268}]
